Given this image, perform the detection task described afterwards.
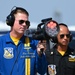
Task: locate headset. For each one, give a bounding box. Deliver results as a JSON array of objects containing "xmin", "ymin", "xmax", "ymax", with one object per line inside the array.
[
  {"xmin": 6, "ymin": 6, "xmax": 30, "ymax": 27},
  {"xmin": 52, "ymin": 23, "xmax": 72, "ymax": 43}
]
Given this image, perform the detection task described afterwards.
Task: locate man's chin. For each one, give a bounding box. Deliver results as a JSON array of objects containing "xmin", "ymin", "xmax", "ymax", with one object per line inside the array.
[
  {"xmin": 19, "ymin": 31, "xmax": 24, "ymax": 34},
  {"xmin": 63, "ymin": 44, "xmax": 68, "ymax": 46}
]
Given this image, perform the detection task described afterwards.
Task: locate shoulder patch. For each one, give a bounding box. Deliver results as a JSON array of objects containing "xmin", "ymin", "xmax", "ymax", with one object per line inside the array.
[{"xmin": 3, "ymin": 47, "xmax": 14, "ymax": 59}]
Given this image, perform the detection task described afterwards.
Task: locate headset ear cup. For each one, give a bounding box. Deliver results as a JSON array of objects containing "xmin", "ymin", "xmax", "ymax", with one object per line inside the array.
[
  {"xmin": 69, "ymin": 33, "xmax": 72, "ymax": 42},
  {"xmin": 6, "ymin": 14, "xmax": 15, "ymax": 26}
]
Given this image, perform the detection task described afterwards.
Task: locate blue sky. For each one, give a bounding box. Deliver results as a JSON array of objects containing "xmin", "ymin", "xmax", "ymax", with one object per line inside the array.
[{"xmin": 0, "ymin": 0, "xmax": 75, "ymax": 28}]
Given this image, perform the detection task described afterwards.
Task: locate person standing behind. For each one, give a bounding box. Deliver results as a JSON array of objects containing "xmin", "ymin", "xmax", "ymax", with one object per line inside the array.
[
  {"xmin": 0, "ymin": 6, "xmax": 47, "ymax": 75},
  {"xmin": 45, "ymin": 23, "xmax": 75, "ymax": 75}
]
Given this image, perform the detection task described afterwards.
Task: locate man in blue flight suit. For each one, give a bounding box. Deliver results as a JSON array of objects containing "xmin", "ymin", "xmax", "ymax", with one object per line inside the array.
[{"xmin": 0, "ymin": 6, "xmax": 47, "ymax": 75}]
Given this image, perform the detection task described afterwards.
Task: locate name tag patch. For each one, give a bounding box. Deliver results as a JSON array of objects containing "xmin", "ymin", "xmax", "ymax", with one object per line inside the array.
[{"xmin": 69, "ymin": 55, "xmax": 75, "ymax": 62}]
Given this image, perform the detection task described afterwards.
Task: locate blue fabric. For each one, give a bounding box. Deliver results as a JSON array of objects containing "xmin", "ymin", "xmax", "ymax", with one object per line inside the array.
[{"xmin": 0, "ymin": 33, "xmax": 47, "ymax": 75}]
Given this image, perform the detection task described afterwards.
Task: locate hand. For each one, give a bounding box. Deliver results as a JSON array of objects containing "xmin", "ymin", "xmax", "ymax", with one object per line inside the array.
[{"xmin": 37, "ymin": 40, "xmax": 46, "ymax": 56}]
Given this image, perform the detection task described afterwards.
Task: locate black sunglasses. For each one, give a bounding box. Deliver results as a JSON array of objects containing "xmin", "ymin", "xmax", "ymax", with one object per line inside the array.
[
  {"xmin": 60, "ymin": 34, "xmax": 70, "ymax": 39},
  {"xmin": 19, "ymin": 20, "xmax": 30, "ymax": 26}
]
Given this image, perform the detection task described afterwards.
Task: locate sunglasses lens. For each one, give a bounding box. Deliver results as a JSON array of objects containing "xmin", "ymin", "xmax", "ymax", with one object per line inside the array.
[
  {"xmin": 66, "ymin": 34, "xmax": 70, "ymax": 38},
  {"xmin": 19, "ymin": 20, "xmax": 25, "ymax": 24},
  {"xmin": 26, "ymin": 21, "xmax": 30, "ymax": 26},
  {"xmin": 60, "ymin": 34, "xmax": 64, "ymax": 39}
]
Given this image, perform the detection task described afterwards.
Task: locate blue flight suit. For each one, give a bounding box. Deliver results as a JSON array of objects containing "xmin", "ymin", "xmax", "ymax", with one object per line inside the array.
[{"xmin": 0, "ymin": 33, "xmax": 47, "ymax": 75}]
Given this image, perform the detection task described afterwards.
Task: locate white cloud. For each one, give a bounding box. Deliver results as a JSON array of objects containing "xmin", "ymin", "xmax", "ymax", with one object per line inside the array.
[
  {"xmin": 0, "ymin": 21, "xmax": 10, "ymax": 31},
  {"xmin": 29, "ymin": 22, "xmax": 38, "ymax": 29},
  {"xmin": 68, "ymin": 26, "xmax": 75, "ymax": 31}
]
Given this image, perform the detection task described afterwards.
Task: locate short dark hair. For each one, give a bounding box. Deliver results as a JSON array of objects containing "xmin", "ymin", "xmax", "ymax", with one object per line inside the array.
[
  {"xmin": 59, "ymin": 23, "xmax": 68, "ymax": 27},
  {"xmin": 11, "ymin": 6, "xmax": 29, "ymax": 16}
]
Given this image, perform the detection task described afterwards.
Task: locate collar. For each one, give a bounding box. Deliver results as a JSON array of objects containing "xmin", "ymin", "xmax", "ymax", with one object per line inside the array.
[
  {"xmin": 53, "ymin": 46, "xmax": 75, "ymax": 56},
  {"xmin": 5, "ymin": 32, "xmax": 25, "ymax": 44}
]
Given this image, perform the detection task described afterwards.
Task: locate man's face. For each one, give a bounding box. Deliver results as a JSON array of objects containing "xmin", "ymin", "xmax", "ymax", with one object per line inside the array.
[
  {"xmin": 57, "ymin": 25, "xmax": 70, "ymax": 46},
  {"xmin": 12, "ymin": 12, "xmax": 29, "ymax": 34}
]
